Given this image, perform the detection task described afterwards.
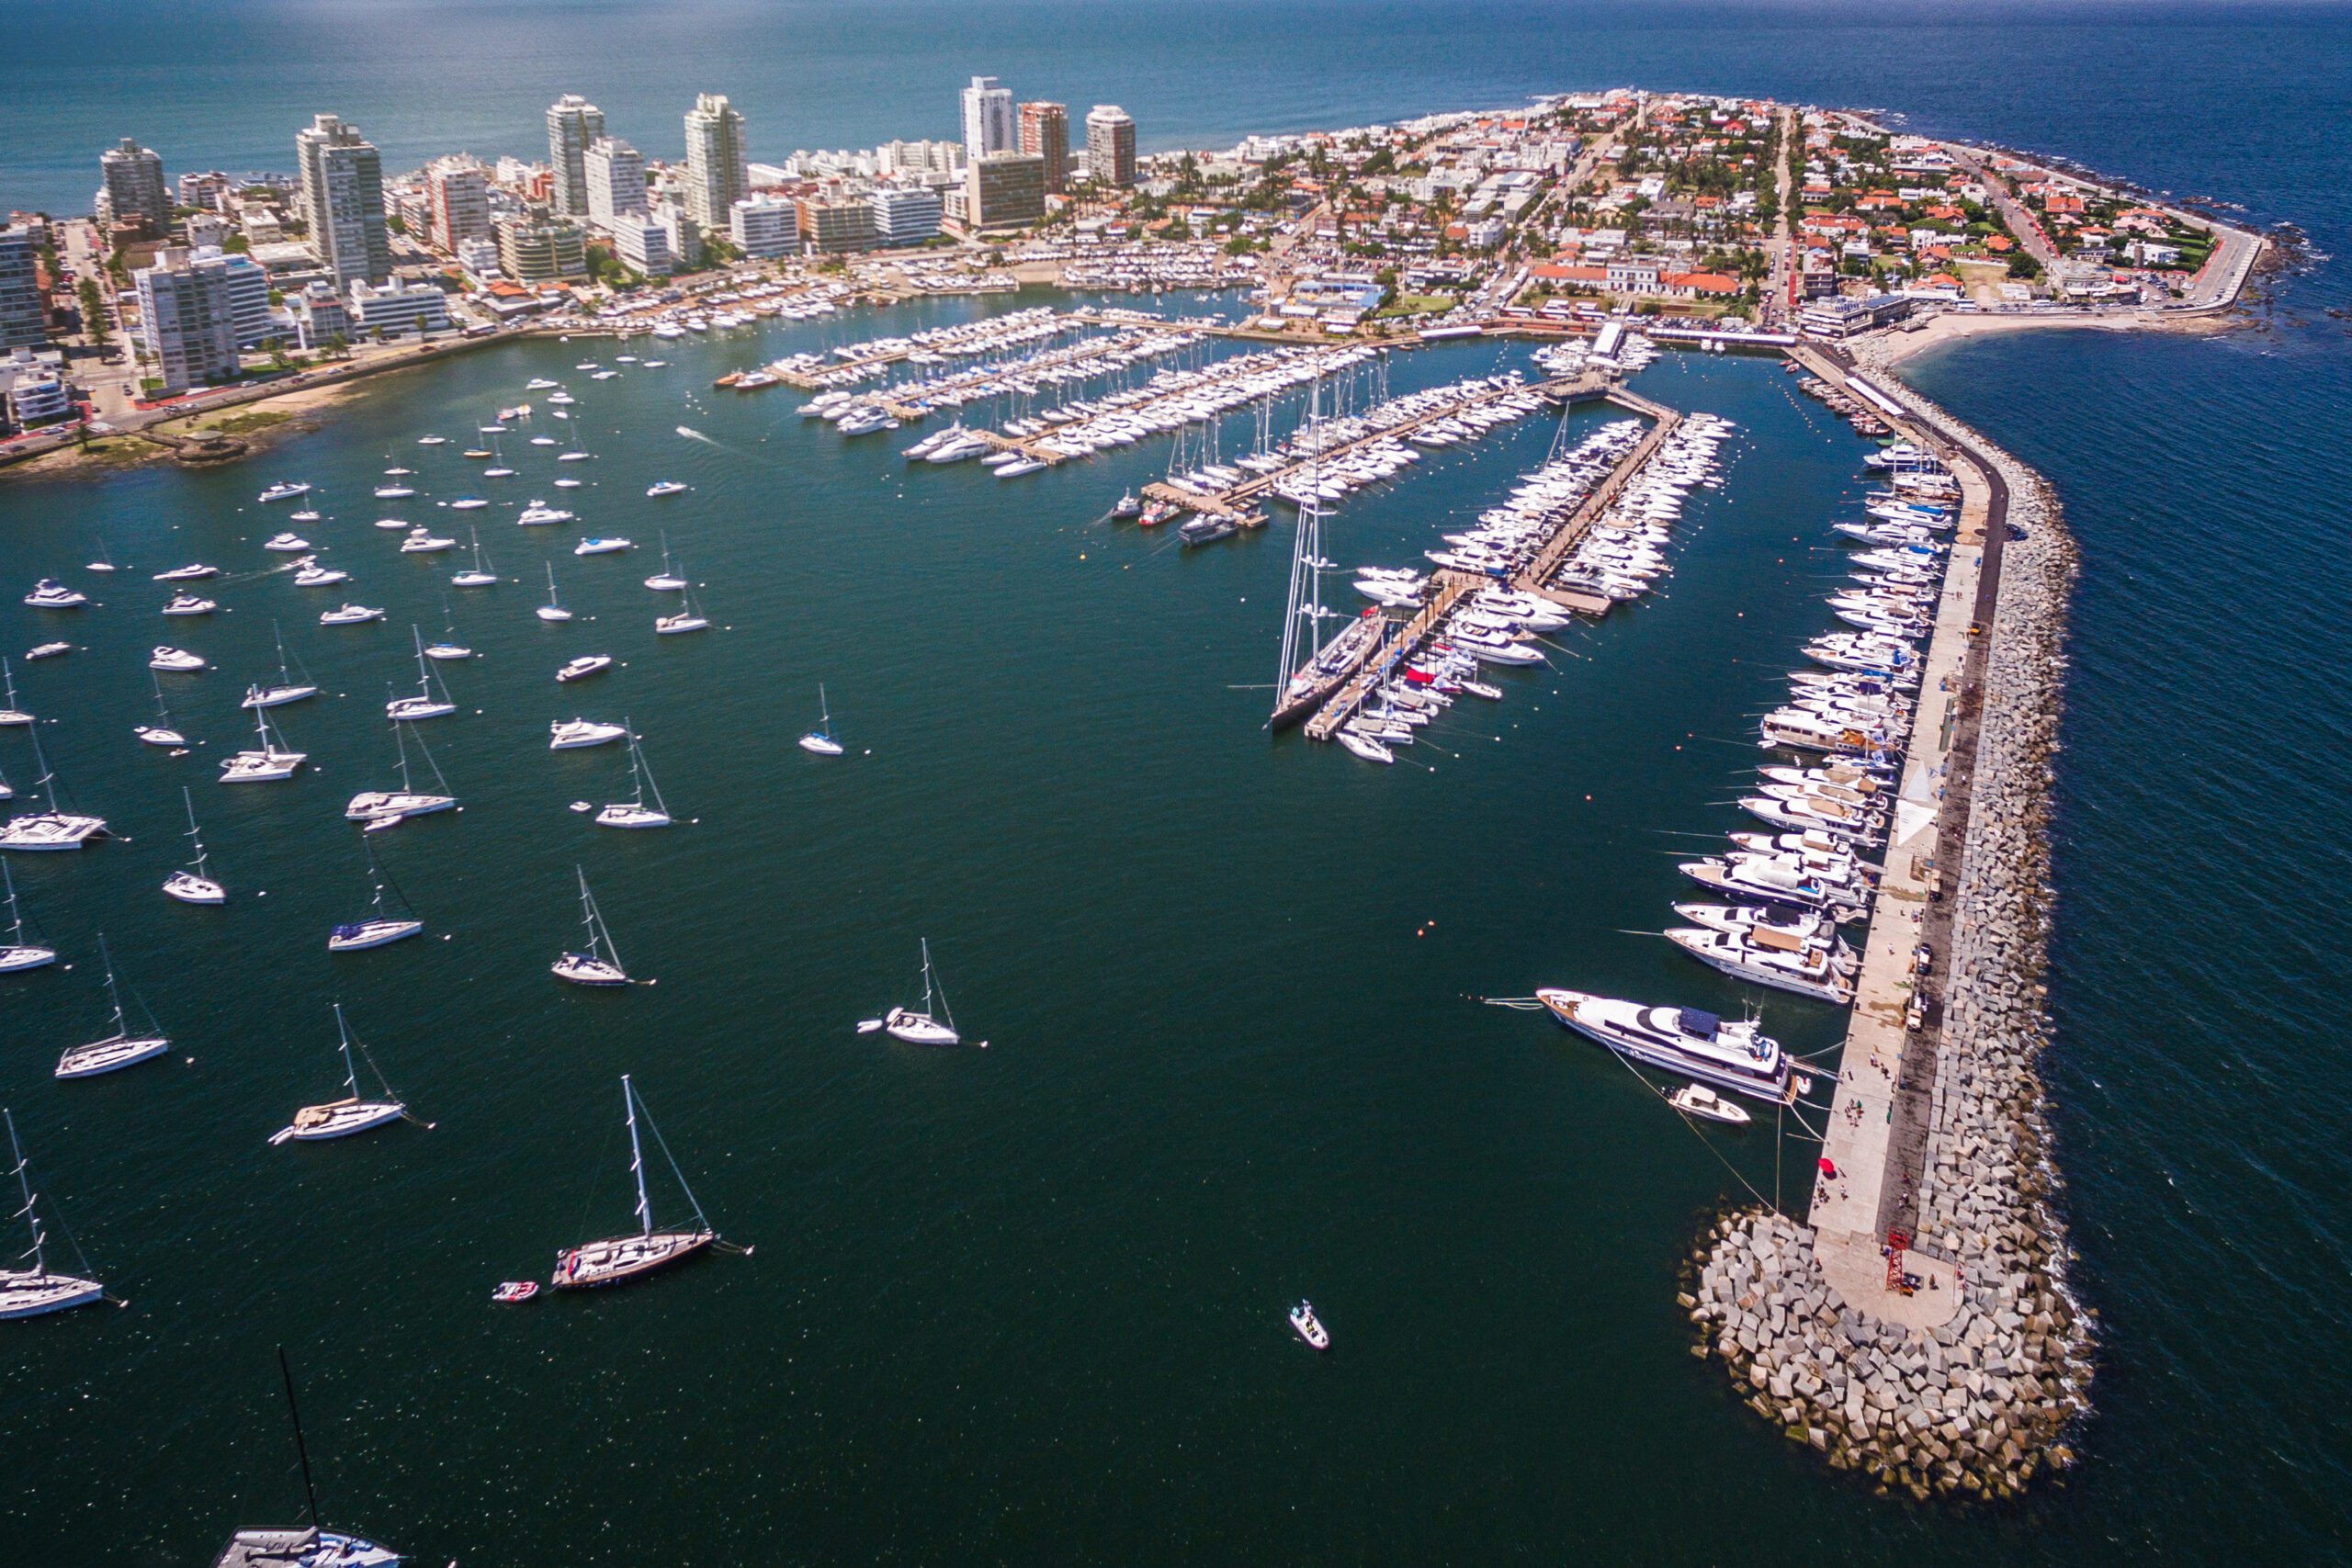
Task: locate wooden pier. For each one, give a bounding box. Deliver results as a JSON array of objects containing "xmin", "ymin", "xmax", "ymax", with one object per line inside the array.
[{"xmin": 1297, "ymin": 386, "xmax": 1678, "ymax": 742}]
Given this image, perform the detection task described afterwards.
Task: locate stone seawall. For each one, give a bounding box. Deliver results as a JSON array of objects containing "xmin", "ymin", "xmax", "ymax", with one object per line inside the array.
[{"xmin": 1682, "ymin": 357, "xmax": 2093, "ymax": 1502}]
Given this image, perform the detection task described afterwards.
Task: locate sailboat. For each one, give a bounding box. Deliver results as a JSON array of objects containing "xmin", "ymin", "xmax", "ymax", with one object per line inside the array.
[
  {"xmin": 326, "ymin": 841, "xmax": 423, "ymax": 951},
  {"xmin": 654, "ymin": 573, "xmax": 707, "ymax": 635},
  {"xmin": 209, "ymin": 1349, "xmax": 403, "ymax": 1566},
  {"xmin": 243, "ymin": 623, "xmax": 320, "ymax": 708},
  {"xmin": 797, "ymin": 684, "xmax": 844, "ymax": 755},
  {"xmin": 0, "ymin": 660, "xmax": 30, "ymax": 727},
  {"xmin": 0, "ymin": 1110, "xmax": 106, "ymax": 1319},
  {"xmin": 537, "ymin": 561, "xmax": 572, "ymax": 623},
  {"xmin": 0, "ymin": 728, "xmax": 108, "ymax": 851},
  {"xmin": 451, "ymin": 526, "xmax": 498, "ymax": 588},
  {"xmin": 0, "ymin": 861, "xmax": 58, "ymax": 971},
  {"xmin": 424, "ymin": 596, "xmax": 472, "ymax": 661},
  {"xmin": 552, "ymin": 867, "xmax": 634, "ymax": 985},
  {"xmin": 552, "ymin": 1075, "xmax": 732, "ymax": 1289},
  {"xmin": 642, "ymin": 534, "xmax": 687, "ymax": 592},
  {"xmin": 86, "ymin": 538, "xmax": 117, "ymax": 574},
  {"xmin": 163, "ymin": 787, "xmax": 226, "ymax": 905},
  {"xmin": 385, "ymin": 626, "xmax": 458, "ymax": 720},
  {"xmin": 269, "ymin": 1004, "xmax": 408, "ymax": 1144},
  {"xmin": 54, "ymin": 934, "xmax": 171, "ymax": 1078},
  {"xmin": 134, "ymin": 671, "xmax": 188, "ymax": 748},
  {"xmin": 859, "ymin": 939, "xmax": 976, "ymax": 1046},
  {"xmin": 220, "ymin": 697, "xmax": 306, "ymax": 783},
  {"xmin": 481, "ymin": 431, "xmax": 515, "ymax": 479},
  {"xmin": 343, "ymin": 721, "xmax": 456, "ymax": 825},
  {"xmin": 594, "ymin": 724, "xmax": 672, "ymax": 829}
]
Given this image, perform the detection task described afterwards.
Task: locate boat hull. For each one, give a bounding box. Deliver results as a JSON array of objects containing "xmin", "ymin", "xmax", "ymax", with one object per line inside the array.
[
  {"xmin": 552, "ymin": 1229, "xmax": 713, "ymax": 1289},
  {"xmin": 56, "ymin": 1035, "xmax": 171, "ymax": 1078},
  {"xmin": 0, "ymin": 1270, "xmax": 106, "ymax": 1317}
]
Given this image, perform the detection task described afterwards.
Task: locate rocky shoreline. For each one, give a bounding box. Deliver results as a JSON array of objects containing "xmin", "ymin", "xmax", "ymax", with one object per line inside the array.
[{"xmin": 1683, "ymin": 355, "xmax": 2094, "ymax": 1502}]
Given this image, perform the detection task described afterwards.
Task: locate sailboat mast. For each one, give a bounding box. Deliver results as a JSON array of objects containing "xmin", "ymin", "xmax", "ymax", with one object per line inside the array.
[
  {"xmin": 277, "ymin": 1346, "xmax": 323, "ymax": 1533},
  {"xmin": 6, "ymin": 1108, "xmax": 46, "ymax": 1277},
  {"xmin": 334, "ymin": 1004, "xmax": 357, "ymax": 1096},
  {"xmin": 97, "ymin": 933, "xmax": 125, "ymax": 1032},
  {"xmin": 622, "ymin": 1075, "xmax": 651, "ymax": 1237},
  {"xmin": 3, "ymin": 861, "xmax": 24, "ymax": 945}
]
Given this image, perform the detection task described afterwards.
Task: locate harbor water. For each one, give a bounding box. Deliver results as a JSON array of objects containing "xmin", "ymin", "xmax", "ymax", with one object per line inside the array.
[{"xmin": 5, "ymin": 2, "xmax": 2351, "ymax": 1562}]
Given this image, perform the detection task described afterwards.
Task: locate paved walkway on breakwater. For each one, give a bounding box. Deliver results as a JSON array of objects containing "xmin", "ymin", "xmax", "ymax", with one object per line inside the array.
[{"xmin": 1789, "ymin": 342, "xmax": 2008, "ymax": 1328}]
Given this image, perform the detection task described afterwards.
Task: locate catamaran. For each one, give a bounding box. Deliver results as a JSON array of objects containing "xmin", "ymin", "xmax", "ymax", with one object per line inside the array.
[
  {"xmin": 0, "ymin": 1110, "xmax": 105, "ymax": 1319},
  {"xmin": 858, "ymin": 939, "xmax": 973, "ymax": 1046},
  {"xmin": 0, "ymin": 728, "xmax": 108, "ymax": 852},
  {"xmin": 327, "ymin": 842, "xmax": 424, "ymax": 951},
  {"xmin": 269, "ymin": 1004, "xmax": 408, "ymax": 1144},
  {"xmin": 220, "ymin": 697, "xmax": 306, "ymax": 783},
  {"xmin": 164, "ymin": 787, "xmax": 226, "ymax": 905},
  {"xmin": 552, "ymin": 1075, "xmax": 734, "ymax": 1289},
  {"xmin": 552, "ymin": 867, "xmax": 633, "ymax": 985},
  {"xmin": 0, "ymin": 861, "xmax": 57, "ymax": 971},
  {"xmin": 209, "ymin": 1350, "xmax": 404, "ymax": 1567},
  {"xmin": 797, "ymin": 685, "xmax": 843, "ymax": 755},
  {"xmin": 385, "ymin": 626, "xmax": 458, "ymax": 721},
  {"xmin": 537, "ymin": 562, "xmax": 572, "ymax": 622},
  {"xmin": 54, "ymin": 935, "xmax": 171, "ymax": 1078},
  {"xmin": 595, "ymin": 726, "xmax": 672, "ymax": 828},
  {"xmin": 344, "ymin": 721, "xmax": 456, "ymax": 825}
]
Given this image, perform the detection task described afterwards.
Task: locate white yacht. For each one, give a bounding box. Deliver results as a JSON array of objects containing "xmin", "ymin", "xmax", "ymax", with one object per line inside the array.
[
  {"xmin": 385, "ymin": 626, "xmax": 458, "ymax": 721},
  {"xmin": 573, "ymin": 536, "xmax": 632, "ymax": 557},
  {"xmin": 452, "ymin": 528, "xmax": 498, "ymax": 587},
  {"xmin": 264, "ymin": 532, "xmax": 311, "ymax": 552},
  {"xmin": 54, "ymin": 936, "xmax": 171, "ymax": 1079},
  {"xmin": 859, "ymin": 939, "xmax": 970, "ymax": 1045},
  {"xmin": 257, "ymin": 482, "xmax": 311, "ymax": 502},
  {"xmin": 556, "ymin": 654, "xmax": 611, "ymax": 683},
  {"xmin": 160, "ymin": 592, "xmax": 218, "ymax": 617},
  {"xmin": 549, "ymin": 717, "xmax": 627, "ymax": 750},
  {"xmin": 551, "ymin": 1076, "xmax": 724, "ymax": 1290},
  {"xmin": 594, "ymin": 726, "xmax": 672, "ymax": 828},
  {"xmin": 797, "ymin": 685, "xmax": 843, "ymax": 755},
  {"xmin": 0, "ymin": 1110, "xmax": 105, "ymax": 1318},
  {"xmin": 23, "ymin": 579, "xmax": 86, "ymax": 609},
  {"xmin": 319, "ymin": 604, "xmax": 385, "ymax": 626},
  {"xmin": 537, "ymin": 563, "xmax": 572, "ymax": 622},
  {"xmin": 0, "ymin": 861, "xmax": 58, "ymax": 971},
  {"xmin": 1535, "ymin": 988, "xmax": 1792, "ymax": 1103},
  {"xmin": 244, "ymin": 626, "xmax": 320, "ymax": 707},
  {"xmin": 1665, "ymin": 925, "xmax": 1855, "ymax": 1005},
  {"xmin": 552, "ymin": 867, "xmax": 632, "ymax": 986},
  {"xmin": 162, "ymin": 788, "xmax": 226, "ymax": 905},
  {"xmin": 517, "ymin": 502, "xmax": 574, "ymax": 526},
  {"xmin": 327, "ymin": 847, "xmax": 424, "ymax": 951},
  {"xmin": 344, "ymin": 721, "xmax": 457, "ymax": 824},
  {"xmin": 269, "ymin": 1004, "xmax": 408, "ymax": 1143},
  {"xmin": 645, "ymin": 481, "xmax": 687, "ymax": 498},
  {"xmin": 293, "ymin": 559, "xmax": 349, "ymax": 588}
]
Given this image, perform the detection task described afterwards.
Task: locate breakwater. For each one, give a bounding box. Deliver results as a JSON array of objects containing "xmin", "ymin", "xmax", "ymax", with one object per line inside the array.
[{"xmin": 1685, "ymin": 347, "xmax": 2091, "ymax": 1501}]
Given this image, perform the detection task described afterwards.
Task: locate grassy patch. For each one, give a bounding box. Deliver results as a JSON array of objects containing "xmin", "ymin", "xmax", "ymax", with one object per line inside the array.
[
  {"xmin": 198, "ymin": 409, "xmax": 293, "ymax": 436},
  {"xmin": 1374, "ymin": 292, "xmax": 1458, "ymax": 319}
]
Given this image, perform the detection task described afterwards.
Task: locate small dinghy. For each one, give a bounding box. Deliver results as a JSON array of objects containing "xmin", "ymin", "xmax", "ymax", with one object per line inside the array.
[
  {"xmin": 492, "ymin": 1280, "xmax": 540, "ymax": 1304},
  {"xmin": 1668, "ymin": 1083, "xmax": 1752, "ymax": 1125},
  {"xmin": 1289, "ymin": 1299, "xmax": 1330, "ymax": 1351}
]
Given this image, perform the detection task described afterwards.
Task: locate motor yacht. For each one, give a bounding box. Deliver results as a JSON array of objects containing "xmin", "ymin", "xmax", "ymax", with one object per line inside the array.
[{"xmin": 1536, "ymin": 988, "xmax": 1792, "ymax": 1102}]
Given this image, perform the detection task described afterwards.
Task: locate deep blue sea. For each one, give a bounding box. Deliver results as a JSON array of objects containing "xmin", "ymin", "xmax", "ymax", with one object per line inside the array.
[{"xmin": 3, "ymin": 3, "xmax": 2349, "ymax": 1563}]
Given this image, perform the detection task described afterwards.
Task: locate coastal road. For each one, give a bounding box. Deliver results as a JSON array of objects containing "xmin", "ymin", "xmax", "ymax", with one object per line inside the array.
[{"xmin": 1764, "ymin": 107, "xmax": 1797, "ymax": 326}]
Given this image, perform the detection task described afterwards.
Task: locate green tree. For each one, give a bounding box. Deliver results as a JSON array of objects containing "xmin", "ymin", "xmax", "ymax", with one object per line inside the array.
[{"xmin": 77, "ymin": 276, "xmax": 110, "ymax": 346}]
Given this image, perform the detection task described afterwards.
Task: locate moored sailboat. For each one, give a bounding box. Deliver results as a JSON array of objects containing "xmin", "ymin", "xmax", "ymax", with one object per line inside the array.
[
  {"xmin": 268, "ymin": 1004, "xmax": 409, "ymax": 1144},
  {"xmin": 54, "ymin": 935, "xmax": 171, "ymax": 1078},
  {"xmin": 0, "ymin": 1109, "xmax": 106, "ymax": 1319},
  {"xmin": 163, "ymin": 787, "xmax": 227, "ymax": 905},
  {"xmin": 551, "ymin": 1076, "xmax": 735, "ymax": 1289},
  {"xmin": 552, "ymin": 867, "xmax": 634, "ymax": 985}
]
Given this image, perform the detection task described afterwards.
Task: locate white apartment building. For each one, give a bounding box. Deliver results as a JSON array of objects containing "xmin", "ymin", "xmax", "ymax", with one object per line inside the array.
[
  {"xmin": 960, "ymin": 76, "xmax": 1015, "ymax": 157},
  {"xmin": 584, "ymin": 137, "xmax": 649, "ymax": 231},
  {"xmin": 684, "ymin": 94, "xmax": 750, "ymax": 230},
  {"xmin": 870, "ymin": 185, "xmax": 944, "ymax": 247},
  {"xmin": 135, "ymin": 247, "xmax": 241, "ymax": 393}
]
